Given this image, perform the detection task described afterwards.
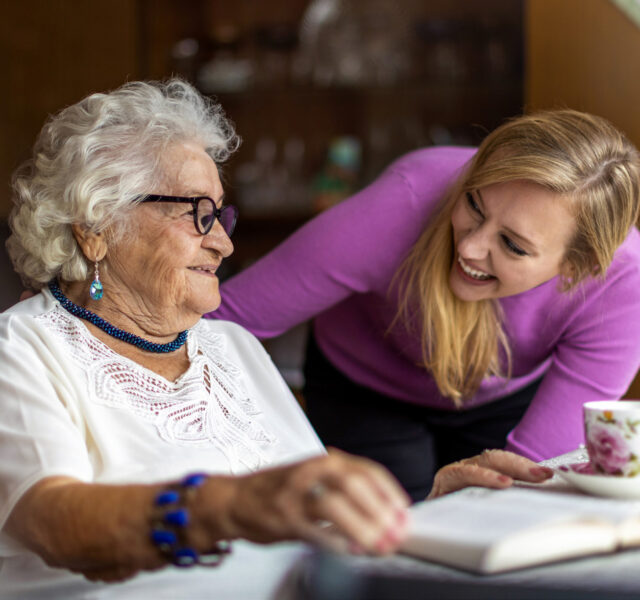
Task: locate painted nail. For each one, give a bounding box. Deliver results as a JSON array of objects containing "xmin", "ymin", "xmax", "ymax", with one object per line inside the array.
[
  {"xmin": 349, "ymin": 542, "xmax": 364, "ymax": 555},
  {"xmin": 497, "ymin": 474, "xmax": 511, "ymax": 483},
  {"xmin": 530, "ymin": 466, "xmax": 553, "ymax": 478},
  {"xmin": 384, "ymin": 527, "xmax": 401, "ymax": 544}
]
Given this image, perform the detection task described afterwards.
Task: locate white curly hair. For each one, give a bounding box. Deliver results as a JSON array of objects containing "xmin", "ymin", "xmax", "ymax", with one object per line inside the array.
[{"xmin": 7, "ymin": 78, "xmax": 240, "ymax": 289}]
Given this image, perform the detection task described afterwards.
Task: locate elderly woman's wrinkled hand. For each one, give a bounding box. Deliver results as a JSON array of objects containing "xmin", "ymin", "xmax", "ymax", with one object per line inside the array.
[
  {"xmin": 219, "ymin": 448, "xmax": 410, "ymax": 556},
  {"xmin": 427, "ymin": 449, "xmax": 554, "ymax": 500}
]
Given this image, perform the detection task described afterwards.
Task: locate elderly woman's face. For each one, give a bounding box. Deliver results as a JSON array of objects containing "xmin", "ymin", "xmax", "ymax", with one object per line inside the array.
[{"xmin": 105, "ymin": 142, "xmax": 233, "ymax": 327}]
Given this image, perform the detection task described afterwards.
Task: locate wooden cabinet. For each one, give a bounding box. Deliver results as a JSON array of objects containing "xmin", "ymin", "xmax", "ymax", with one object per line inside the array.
[
  {"xmin": 183, "ymin": 1, "xmax": 525, "ymax": 274},
  {"xmin": 0, "ymin": 0, "xmax": 525, "ymax": 296}
]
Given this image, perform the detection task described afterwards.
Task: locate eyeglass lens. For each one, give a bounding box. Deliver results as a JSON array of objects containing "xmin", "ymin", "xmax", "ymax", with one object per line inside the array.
[{"xmin": 196, "ymin": 199, "xmax": 236, "ymax": 236}]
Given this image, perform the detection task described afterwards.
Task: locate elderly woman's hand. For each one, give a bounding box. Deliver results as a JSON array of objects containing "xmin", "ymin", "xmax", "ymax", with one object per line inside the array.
[
  {"xmin": 208, "ymin": 448, "xmax": 410, "ymax": 556},
  {"xmin": 427, "ymin": 449, "xmax": 554, "ymax": 499}
]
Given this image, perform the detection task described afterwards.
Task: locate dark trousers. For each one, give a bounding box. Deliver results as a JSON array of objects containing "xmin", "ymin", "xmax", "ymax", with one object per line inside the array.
[{"xmin": 303, "ymin": 334, "xmax": 541, "ymax": 502}]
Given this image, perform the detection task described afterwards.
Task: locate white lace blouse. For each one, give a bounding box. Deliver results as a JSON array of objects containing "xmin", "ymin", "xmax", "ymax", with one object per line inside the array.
[{"xmin": 0, "ymin": 290, "xmax": 323, "ymax": 597}]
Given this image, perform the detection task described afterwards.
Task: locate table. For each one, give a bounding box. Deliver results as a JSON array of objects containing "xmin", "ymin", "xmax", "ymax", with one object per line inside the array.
[
  {"xmin": 280, "ymin": 448, "xmax": 640, "ymax": 600},
  {"xmin": 91, "ymin": 449, "xmax": 639, "ymax": 599}
]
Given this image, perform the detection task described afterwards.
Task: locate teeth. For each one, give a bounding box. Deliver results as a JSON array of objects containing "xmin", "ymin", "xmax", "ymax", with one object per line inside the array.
[{"xmin": 457, "ymin": 255, "xmax": 492, "ymax": 280}]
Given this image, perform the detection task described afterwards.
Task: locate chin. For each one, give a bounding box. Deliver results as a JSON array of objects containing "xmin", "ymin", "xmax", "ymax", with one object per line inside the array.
[
  {"xmin": 191, "ymin": 278, "xmax": 221, "ymax": 314},
  {"xmin": 449, "ymin": 273, "xmax": 492, "ymax": 302},
  {"xmin": 192, "ymin": 291, "xmax": 221, "ymax": 316},
  {"xmin": 205, "ymin": 297, "xmax": 222, "ymax": 314},
  {"xmin": 179, "ymin": 294, "xmax": 221, "ymax": 319}
]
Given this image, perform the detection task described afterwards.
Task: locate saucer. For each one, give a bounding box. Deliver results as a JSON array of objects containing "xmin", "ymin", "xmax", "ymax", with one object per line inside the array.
[{"xmin": 558, "ymin": 462, "xmax": 640, "ymax": 499}]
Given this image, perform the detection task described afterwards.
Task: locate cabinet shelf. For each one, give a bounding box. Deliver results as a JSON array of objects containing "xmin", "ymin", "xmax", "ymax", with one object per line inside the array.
[{"xmin": 210, "ymin": 80, "xmax": 522, "ymax": 112}]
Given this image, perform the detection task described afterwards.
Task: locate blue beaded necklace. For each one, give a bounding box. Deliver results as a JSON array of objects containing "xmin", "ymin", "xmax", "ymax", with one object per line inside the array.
[{"xmin": 48, "ymin": 280, "xmax": 188, "ymax": 353}]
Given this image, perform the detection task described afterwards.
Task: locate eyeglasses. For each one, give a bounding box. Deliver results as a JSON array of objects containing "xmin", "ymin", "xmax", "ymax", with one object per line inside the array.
[{"xmin": 140, "ymin": 195, "xmax": 238, "ymax": 236}]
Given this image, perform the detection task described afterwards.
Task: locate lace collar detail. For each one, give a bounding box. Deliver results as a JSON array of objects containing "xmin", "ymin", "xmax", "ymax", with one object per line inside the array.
[{"xmin": 36, "ymin": 305, "xmax": 277, "ymax": 472}]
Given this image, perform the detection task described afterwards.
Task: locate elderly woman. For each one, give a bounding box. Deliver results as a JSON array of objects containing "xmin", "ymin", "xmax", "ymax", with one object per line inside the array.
[{"xmin": 0, "ymin": 80, "xmax": 549, "ymax": 597}]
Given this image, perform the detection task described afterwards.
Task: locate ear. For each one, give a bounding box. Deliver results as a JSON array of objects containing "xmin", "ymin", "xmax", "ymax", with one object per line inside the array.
[
  {"xmin": 71, "ymin": 224, "xmax": 108, "ymax": 264},
  {"xmin": 557, "ymin": 259, "xmax": 577, "ymax": 289},
  {"xmin": 559, "ymin": 260, "xmax": 575, "ymax": 280}
]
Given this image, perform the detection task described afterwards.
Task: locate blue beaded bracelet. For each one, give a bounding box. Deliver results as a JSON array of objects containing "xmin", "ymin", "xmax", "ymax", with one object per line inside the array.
[{"xmin": 150, "ymin": 473, "xmax": 232, "ymax": 567}]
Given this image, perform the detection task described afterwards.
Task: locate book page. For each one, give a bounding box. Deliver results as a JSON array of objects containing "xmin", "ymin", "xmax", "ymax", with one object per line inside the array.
[{"xmin": 401, "ymin": 487, "xmax": 640, "ymax": 573}]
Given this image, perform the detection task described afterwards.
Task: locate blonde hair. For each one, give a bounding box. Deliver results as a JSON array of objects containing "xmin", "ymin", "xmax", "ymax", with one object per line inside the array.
[
  {"xmin": 395, "ymin": 110, "xmax": 640, "ymax": 405},
  {"xmin": 7, "ymin": 79, "xmax": 239, "ymax": 289}
]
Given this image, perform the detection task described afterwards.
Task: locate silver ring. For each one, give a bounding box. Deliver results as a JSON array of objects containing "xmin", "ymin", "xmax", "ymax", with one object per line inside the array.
[{"xmin": 307, "ymin": 483, "xmax": 327, "ymax": 501}]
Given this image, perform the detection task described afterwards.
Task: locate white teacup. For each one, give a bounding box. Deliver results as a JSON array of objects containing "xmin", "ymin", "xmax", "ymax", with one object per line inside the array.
[{"xmin": 584, "ymin": 400, "xmax": 640, "ymax": 477}]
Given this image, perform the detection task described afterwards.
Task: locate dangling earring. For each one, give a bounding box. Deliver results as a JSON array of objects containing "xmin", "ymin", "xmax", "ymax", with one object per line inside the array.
[{"xmin": 89, "ymin": 260, "xmax": 104, "ymax": 300}]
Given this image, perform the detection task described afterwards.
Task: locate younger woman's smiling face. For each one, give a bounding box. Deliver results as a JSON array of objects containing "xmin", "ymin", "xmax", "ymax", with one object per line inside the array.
[{"xmin": 448, "ymin": 180, "xmax": 576, "ymax": 302}]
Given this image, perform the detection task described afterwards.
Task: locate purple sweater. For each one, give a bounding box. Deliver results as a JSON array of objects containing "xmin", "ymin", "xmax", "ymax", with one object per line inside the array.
[{"xmin": 212, "ymin": 147, "xmax": 640, "ymax": 461}]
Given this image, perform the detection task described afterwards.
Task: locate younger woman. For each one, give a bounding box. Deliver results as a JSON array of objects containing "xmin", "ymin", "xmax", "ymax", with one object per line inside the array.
[{"xmin": 213, "ymin": 111, "xmax": 640, "ymax": 500}]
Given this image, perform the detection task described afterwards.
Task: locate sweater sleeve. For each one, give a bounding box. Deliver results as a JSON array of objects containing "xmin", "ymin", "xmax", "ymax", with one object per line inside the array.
[
  {"xmin": 211, "ymin": 147, "xmax": 474, "ymax": 338},
  {"xmin": 506, "ymin": 248, "xmax": 640, "ymax": 461}
]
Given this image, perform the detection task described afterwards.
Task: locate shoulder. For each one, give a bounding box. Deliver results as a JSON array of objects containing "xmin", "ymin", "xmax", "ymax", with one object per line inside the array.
[
  {"xmin": 610, "ymin": 226, "xmax": 640, "ymax": 276},
  {"xmin": 0, "ymin": 291, "xmax": 56, "ymax": 337},
  {"xmin": 0, "ymin": 292, "xmax": 73, "ymax": 384},
  {"xmin": 553, "ymin": 227, "xmax": 640, "ymax": 332},
  {"xmin": 1, "ymin": 290, "xmax": 52, "ymax": 317},
  {"xmin": 594, "ymin": 227, "xmax": 640, "ymax": 300}
]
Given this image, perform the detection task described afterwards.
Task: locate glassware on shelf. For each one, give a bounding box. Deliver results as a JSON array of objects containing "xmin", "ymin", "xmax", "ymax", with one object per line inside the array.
[
  {"xmin": 235, "ymin": 138, "xmax": 278, "ymax": 216},
  {"xmin": 234, "ymin": 138, "xmax": 312, "ymax": 217},
  {"xmin": 253, "ymin": 23, "xmax": 299, "ymax": 87},
  {"xmin": 292, "ymin": 0, "xmax": 341, "ymax": 85},
  {"xmin": 282, "ymin": 137, "xmax": 311, "ymax": 215},
  {"xmin": 170, "ymin": 38, "xmax": 201, "ymax": 82},
  {"xmin": 311, "ymin": 136, "xmax": 362, "ymax": 213},
  {"xmin": 414, "ymin": 18, "xmax": 469, "ymax": 83},
  {"xmin": 197, "ymin": 24, "xmax": 254, "ymax": 93},
  {"xmin": 295, "ymin": 0, "xmax": 414, "ymax": 87},
  {"xmin": 364, "ymin": 116, "xmax": 426, "ymax": 183},
  {"xmin": 414, "ymin": 16, "xmax": 520, "ymax": 85}
]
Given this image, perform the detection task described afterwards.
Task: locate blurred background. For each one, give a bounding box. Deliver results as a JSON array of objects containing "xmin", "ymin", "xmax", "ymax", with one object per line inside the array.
[{"xmin": 1, "ymin": 0, "xmax": 639, "ymax": 394}]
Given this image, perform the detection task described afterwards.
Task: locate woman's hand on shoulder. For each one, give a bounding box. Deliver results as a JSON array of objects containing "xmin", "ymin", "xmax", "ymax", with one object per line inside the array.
[
  {"xmin": 428, "ymin": 449, "xmax": 554, "ymax": 500},
  {"xmin": 210, "ymin": 449, "xmax": 410, "ymax": 556}
]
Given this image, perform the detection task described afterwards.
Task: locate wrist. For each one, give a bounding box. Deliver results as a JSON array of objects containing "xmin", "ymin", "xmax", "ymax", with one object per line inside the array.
[
  {"xmin": 150, "ymin": 473, "xmax": 233, "ymax": 567},
  {"xmin": 189, "ymin": 475, "xmax": 240, "ymax": 544}
]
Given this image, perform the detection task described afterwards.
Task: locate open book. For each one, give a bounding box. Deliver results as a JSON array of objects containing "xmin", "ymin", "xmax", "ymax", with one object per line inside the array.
[{"xmin": 400, "ymin": 486, "xmax": 640, "ymax": 574}]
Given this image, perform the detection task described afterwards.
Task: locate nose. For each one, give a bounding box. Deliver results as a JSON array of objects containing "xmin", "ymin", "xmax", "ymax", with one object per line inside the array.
[
  {"xmin": 457, "ymin": 223, "xmax": 490, "ymax": 261},
  {"xmin": 202, "ymin": 220, "xmax": 234, "ymax": 258}
]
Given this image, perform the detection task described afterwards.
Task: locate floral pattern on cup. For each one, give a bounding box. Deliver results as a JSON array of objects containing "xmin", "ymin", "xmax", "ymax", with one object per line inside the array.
[{"xmin": 585, "ymin": 414, "xmax": 640, "ymax": 477}]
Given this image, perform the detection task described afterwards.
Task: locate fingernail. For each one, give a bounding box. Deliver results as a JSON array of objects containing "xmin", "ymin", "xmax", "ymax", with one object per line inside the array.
[
  {"xmin": 349, "ymin": 542, "xmax": 364, "ymax": 555},
  {"xmin": 497, "ymin": 475, "xmax": 511, "ymax": 483},
  {"xmin": 530, "ymin": 466, "xmax": 553, "ymax": 478},
  {"xmin": 396, "ymin": 509, "xmax": 408, "ymax": 524},
  {"xmin": 376, "ymin": 529, "xmax": 399, "ymax": 553},
  {"xmin": 384, "ymin": 527, "xmax": 402, "ymax": 544}
]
